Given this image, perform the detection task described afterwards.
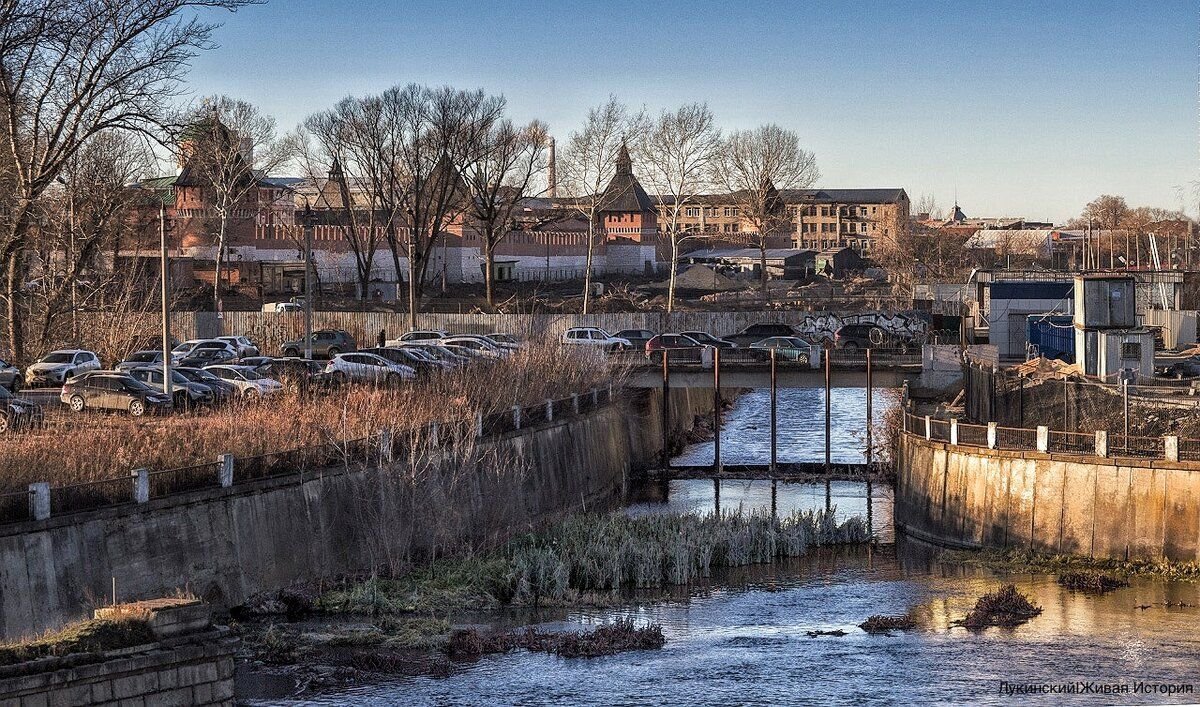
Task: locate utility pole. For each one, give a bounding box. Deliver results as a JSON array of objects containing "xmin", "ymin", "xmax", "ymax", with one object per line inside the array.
[
  {"xmin": 303, "ymin": 203, "xmax": 314, "ymax": 360},
  {"xmin": 160, "ymin": 204, "xmax": 173, "ymax": 407}
]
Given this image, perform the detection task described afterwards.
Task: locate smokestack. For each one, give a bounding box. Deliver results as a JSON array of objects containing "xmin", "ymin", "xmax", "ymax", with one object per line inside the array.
[{"xmin": 547, "ymin": 137, "xmax": 557, "ymax": 198}]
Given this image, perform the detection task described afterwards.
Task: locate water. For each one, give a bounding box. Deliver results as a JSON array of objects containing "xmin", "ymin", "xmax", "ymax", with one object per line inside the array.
[
  {"xmin": 279, "ymin": 546, "xmax": 1200, "ymax": 706},
  {"xmin": 672, "ymin": 387, "xmax": 901, "ymax": 465},
  {"xmin": 247, "ymin": 390, "xmax": 1200, "ymax": 705}
]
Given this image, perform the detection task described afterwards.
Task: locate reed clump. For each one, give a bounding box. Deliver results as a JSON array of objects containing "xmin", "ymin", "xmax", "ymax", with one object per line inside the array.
[
  {"xmin": 319, "ymin": 509, "xmax": 871, "ymax": 614},
  {"xmin": 859, "ymin": 614, "xmax": 916, "ymax": 633},
  {"xmin": 445, "ymin": 618, "xmax": 665, "ymax": 659},
  {"xmin": 962, "ymin": 584, "xmax": 1042, "ymax": 629},
  {"xmin": 0, "ymin": 343, "xmax": 616, "ymax": 492},
  {"xmin": 1056, "ymin": 571, "xmax": 1129, "ymax": 594}
]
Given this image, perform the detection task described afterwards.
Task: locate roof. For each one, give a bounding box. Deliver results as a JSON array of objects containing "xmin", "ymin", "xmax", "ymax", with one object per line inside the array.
[
  {"xmin": 778, "ymin": 188, "xmax": 908, "ymax": 205},
  {"xmin": 598, "ymin": 143, "xmax": 656, "ymax": 214},
  {"xmin": 964, "ymin": 229, "xmax": 1059, "ymax": 255},
  {"xmin": 683, "ymin": 248, "xmax": 816, "ymax": 262}
]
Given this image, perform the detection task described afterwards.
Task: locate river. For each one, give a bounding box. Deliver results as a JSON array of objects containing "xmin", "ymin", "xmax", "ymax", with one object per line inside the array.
[{"xmin": 249, "ymin": 388, "xmax": 1200, "ymax": 705}]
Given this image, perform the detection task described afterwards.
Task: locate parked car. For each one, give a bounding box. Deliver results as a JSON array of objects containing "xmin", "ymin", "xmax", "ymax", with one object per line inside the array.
[
  {"xmin": 217, "ymin": 335, "xmax": 260, "ymax": 358},
  {"xmin": 561, "ymin": 327, "xmax": 631, "ymax": 352},
  {"xmin": 204, "ymin": 365, "xmax": 285, "ymax": 398},
  {"xmin": 256, "ymin": 358, "xmax": 338, "ymax": 391},
  {"xmin": 833, "ymin": 324, "xmax": 912, "ymax": 353},
  {"xmin": 115, "ymin": 350, "xmax": 165, "ymax": 372},
  {"xmin": 236, "ymin": 356, "xmax": 275, "ymax": 370},
  {"xmin": 127, "ymin": 367, "xmax": 215, "ymax": 408},
  {"xmin": 1161, "ymin": 356, "xmax": 1200, "ymax": 379},
  {"xmin": 749, "ymin": 336, "xmax": 820, "ymax": 365},
  {"xmin": 280, "ymin": 329, "xmax": 357, "ymax": 358},
  {"xmin": 174, "ymin": 367, "xmax": 238, "ymax": 402},
  {"xmin": 724, "ymin": 323, "xmax": 797, "ymax": 348},
  {"xmin": 361, "ymin": 347, "xmax": 452, "ymax": 375},
  {"xmin": 441, "ymin": 336, "xmax": 507, "ymax": 359},
  {"xmin": 645, "ymin": 333, "xmax": 706, "ymax": 363},
  {"xmin": 406, "ymin": 343, "xmax": 471, "ymax": 367},
  {"xmin": 60, "ymin": 372, "xmax": 171, "ymax": 417},
  {"xmin": 0, "ymin": 386, "xmax": 44, "ymax": 433},
  {"xmin": 176, "ymin": 347, "xmax": 237, "ymax": 368},
  {"xmin": 324, "ymin": 352, "xmax": 416, "ymax": 385},
  {"xmin": 680, "ymin": 331, "xmax": 735, "ymax": 348},
  {"xmin": 0, "ymin": 358, "xmax": 22, "ymax": 393},
  {"xmin": 262, "ymin": 301, "xmax": 301, "ymax": 313},
  {"xmin": 171, "ymin": 339, "xmax": 238, "ymax": 363},
  {"xmin": 486, "ymin": 332, "xmax": 523, "ymax": 346},
  {"xmin": 452, "ymin": 333, "xmax": 519, "ymax": 352},
  {"xmin": 614, "ymin": 329, "xmax": 656, "ymax": 351},
  {"xmin": 395, "ymin": 330, "xmax": 448, "ymax": 343},
  {"xmin": 26, "ymin": 349, "xmax": 102, "ymax": 387}
]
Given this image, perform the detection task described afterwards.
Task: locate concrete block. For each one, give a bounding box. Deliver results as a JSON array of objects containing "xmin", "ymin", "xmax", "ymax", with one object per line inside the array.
[
  {"xmin": 113, "ymin": 671, "xmax": 159, "ymax": 699},
  {"xmin": 1036, "ymin": 426, "xmax": 1048, "ymax": 453},
  {"xmin": 925, "ymin": 415, "xmax": 931, "ymax": 440},
  {"xmin": 949, "ymin": 419, "xmax": 958, "ymax": 446},
  {"xmin": 48, "ymin": 684, "xmax": 92, "ymax": 707},
  {"xmin": 211, "ymin": 677, "xmax": 235, "ymax": 701},
  {"xmin": 571, "ymin": 394, "xmax": 579, "ymax": 415},
  {"xmin": 1163, "ymin": 469, "xmax": 1200, "ymax": 561},
  {"xmin": 90, "ymin": 679, "xmax": 114, "ymax": 703},
  {"xmin": 378, "ymin": 429, "xmax": 393, "ymax": 463},
  {"xmin": 1165, "ymin": 436, "xmax": 1179, "ymax": 462},
  {"xmin": 215, "ymin": 657, "xmax": 234, "ymax": 681},
  {"xmin": 19, "ymin": 693, "xmax": 48, "ymax": 707},
  {"xmin": 474, "ymin": 412, "xmax": 483, "ymax": 438},
  {"xmin": 191, "ymin": 682, "xmax": 213, "ymax": 704},
  {"xmin": 117, "ymin": 698, "xmax": 145, "ymax": 707},
  {"xmin": 28, "ymin": 482, "xmax": 50, "ymax": 521},
  {"xmin": 545, "ymin": 399, "xmax": 553, "ymax": 422},
  {"xmin": 512, "ymin": 405, "xmax": 521, "ymax": 430},
  {"xmin": 151, "ymin": 686, "xmax": 197, "ymax": 707},
  {"xmin": 158, "ymin": 666, "xmax": 180, "ymax": 690},
  {"xmin": 178, "ymin": 662, "xmax": 218, "ymax": 685},
  {"xmin": 987, "ymin": 422, "xmax": 996, "ymax": 449},
  {"xmin": 1095, "ymin": 430, "xmax": 1108, "ymax": 458},
  {"xmin": 217, "ymin": 454, "xmax": 233, "ymax": 487}
]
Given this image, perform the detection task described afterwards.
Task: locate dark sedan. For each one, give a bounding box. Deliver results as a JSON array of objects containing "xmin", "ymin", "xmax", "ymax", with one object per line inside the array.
[
  {"xmin": 177, "ymin": 348, "xmax": 236, "ymax": 368},
  {"xmin": 0, "ymin": 386, "xmax": 44, "ymax": 433},
  {"xmin": 614, "ymin": 329, "xmax": 656, "ymax": 351},
  {"xmin": 645, "ymin": 333, "xmax": 706, "ymax": 363}
]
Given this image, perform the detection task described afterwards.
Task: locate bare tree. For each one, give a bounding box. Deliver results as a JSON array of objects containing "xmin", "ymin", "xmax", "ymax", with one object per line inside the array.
[
  {"xmin": 372, "ymin": 84, "xmax": 502, "ymax": 329},
  {"xmin": 463, "ymin": 119, "xmax": 549, "ymax": 308},
  {"xmin": 637, "ymin": 103, "xmax": 720, "ymax": 312},
  {"xmin": 297, "ymin": 99, "xmax": 388, "ymax": 301},
  {"xmin": 915, "ymin": 192, "xmax": 942, "ymax": 220},
  {"xmin": 712, "ymin": 124, "xmax": 820, "ymax": 295},
  {"xmin": 33, "ymin": 131, "xmax": 155, "ymax": 349},
  {"xmin": 1081, "ymin": 194, "xmax": 1128, "ymax": 269},
  {"xmin": 558, "ymin": 97, "xmax": 646, "ymax": 313},
  {"xmin": 177, "ymin": 95, "xmax": 291, "ymax": 314},
  {"xmin": 0, "ymin": 0, "xmax": 258, "ymax": 361}
]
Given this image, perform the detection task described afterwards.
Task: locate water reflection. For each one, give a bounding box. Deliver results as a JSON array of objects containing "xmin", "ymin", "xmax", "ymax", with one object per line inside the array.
[
  {"xmin": 672, "ymin": 387, "xmax": 900, "ymax": 466},
  {"xmin": 627, "ymin": 479, "xmax": 894, "ymax": 543}
]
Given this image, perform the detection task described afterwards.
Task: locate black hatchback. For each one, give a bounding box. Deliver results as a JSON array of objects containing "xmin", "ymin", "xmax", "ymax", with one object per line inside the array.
[{"xmin": 0, "ymin": 386, "xmax": 44, "ymax": 433}]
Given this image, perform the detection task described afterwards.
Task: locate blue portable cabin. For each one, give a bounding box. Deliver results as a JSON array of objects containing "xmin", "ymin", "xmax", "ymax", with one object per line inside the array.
[{"xmin": 1026, "ymin": 314, "xmax": 1075, "ymax": 362}]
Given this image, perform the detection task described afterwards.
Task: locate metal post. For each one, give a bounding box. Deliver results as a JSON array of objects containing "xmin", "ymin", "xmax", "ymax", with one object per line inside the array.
[
  {"xmin": 160, "ymin": 205, "xmax": 173, "ymax": 407},
  {"xmin": 303, "ymin": 205, "xmax": 314, "ymax": 360},
  {"xmin": 28, "ymin": 483, "xmax": 49, "ymax": 521},
  {"xmin": 133, "ymin": 469, "xmax": 149, "ymax": 504},
  {"xmin": 1123, "ymin": 379, "xmax": 1129, "ymax": 451},
  {"xmin": 661, "ymin": 351, "xmax": 670, "ymax": 469},
  {"xmin": 713, "ymin": 478, "xmax": 720, "ymax": 516},
  {"xmin": 770, "ymin": 479, "xmax": 777, "ymax": 517},
  {"xmin": 824, "ymin": 345, "xmax": 832, "ymax": 474},
  {"xmin": 865, "ymin": 348, "xmax": 873, "ymax": 466},
  {"xmin": 866, "ymin": 479, "xmax": 873, "ymax": 538},
  {"xmin": 769, "ymin": 349, "xmax": 778, "ymax": 474},
  {"xmin": 713, "ymin": 347, "xmax": 721, "ymax": 475},
  {"xmin": 217, "ymin": 454, "xmax": 234, "ymax": 487}
]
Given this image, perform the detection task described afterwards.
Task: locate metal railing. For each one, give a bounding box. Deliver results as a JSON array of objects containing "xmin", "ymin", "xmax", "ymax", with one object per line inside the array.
[
  {"xmin": 2, "ymin": 386, "xmax": 617, "ymax": 527},
  {"xmin": 905, "ymin": 411, "xmax": 1183, "ymax": 461}
]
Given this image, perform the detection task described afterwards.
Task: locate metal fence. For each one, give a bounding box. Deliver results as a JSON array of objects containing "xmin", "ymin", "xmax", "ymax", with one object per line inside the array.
[
  {"xmin": 905, "ymin": 412, "xmax": 1180, "ymax": 460},
  {"xmin": 2, "ymin": 386, "xmax": 616, "ymax": 527}
]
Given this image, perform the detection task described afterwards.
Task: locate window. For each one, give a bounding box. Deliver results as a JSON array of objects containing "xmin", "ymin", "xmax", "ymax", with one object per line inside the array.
[
  {"xmin": 730, "ymin": 223, "xmax": 740, "ymax": 233},
  {"xmin": 821, "ymin": 207, "xmax": 829, "ymax": 217},
  {"xmin": 723, "ymin": 207, "xmax": 739, "ymax": 217},
  {"xmin": 1120, "ymin": 342, "xmax": 1142, "ymax": 359},
  {"xmin": 685, "ymin": 207, "xmax": 700, "ymax": 217}
]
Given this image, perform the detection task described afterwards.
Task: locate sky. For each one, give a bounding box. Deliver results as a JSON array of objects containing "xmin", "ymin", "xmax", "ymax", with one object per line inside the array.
[{"xmin": 185, "ymin": 0, "xmax": 1198, "ymax": 224}]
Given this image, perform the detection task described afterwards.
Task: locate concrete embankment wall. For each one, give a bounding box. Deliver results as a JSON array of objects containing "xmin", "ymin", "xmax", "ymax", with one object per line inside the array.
[
  {"xmin": 896, "ymin": 433, "xmax": 1200, "ymax": 561},
  {"xmin": 0, "ymin": 388, "xmax": 713, "ymax": 641}
]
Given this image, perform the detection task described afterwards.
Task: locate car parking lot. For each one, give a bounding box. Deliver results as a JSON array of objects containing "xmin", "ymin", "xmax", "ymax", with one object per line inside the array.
[{"xmin": 0, "ymin": 329, "xmax": 528, "ymax": 433}]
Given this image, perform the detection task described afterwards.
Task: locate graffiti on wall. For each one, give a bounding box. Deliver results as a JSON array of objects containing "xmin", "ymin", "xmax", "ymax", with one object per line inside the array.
[{"xmin": 793, "ymin": 311, "xmax": 930, "ymax": 343}]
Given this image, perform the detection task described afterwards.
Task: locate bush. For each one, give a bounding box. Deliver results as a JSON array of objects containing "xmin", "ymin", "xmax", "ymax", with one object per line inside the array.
[
  {"xmin": 963, "ymin": 584, "xmax": 1042, "ymax": 629},
  {"xmin": 1057, "ymin": 571, "xmax": 1128, "ymax": 594}
]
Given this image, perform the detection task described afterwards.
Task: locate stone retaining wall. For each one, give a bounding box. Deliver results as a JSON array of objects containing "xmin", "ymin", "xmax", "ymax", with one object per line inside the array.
[
  {"xmin": 896, "ymin": 432, "xmax": 1200, "ymax": 561},
  {"xmin": 0, "ymin": 388, "xmax": 713, "ymax": 640}
]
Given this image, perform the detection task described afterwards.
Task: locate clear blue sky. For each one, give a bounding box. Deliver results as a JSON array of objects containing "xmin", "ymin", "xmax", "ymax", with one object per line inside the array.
[{"xmin": 188, "ymin": 0, "xmax": 1197, "ymax": 223}]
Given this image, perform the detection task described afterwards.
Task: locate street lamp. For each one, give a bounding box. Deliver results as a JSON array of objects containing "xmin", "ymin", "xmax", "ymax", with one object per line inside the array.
[{"xmin": 301, "ymin": 200, "xmax": 315, "ymax": 360}]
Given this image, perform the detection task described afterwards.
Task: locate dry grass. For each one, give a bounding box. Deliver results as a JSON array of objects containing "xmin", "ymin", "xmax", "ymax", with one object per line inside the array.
[{"xmin": 0, "ymin": 343, "xmax": 620, "ymax": 493}]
